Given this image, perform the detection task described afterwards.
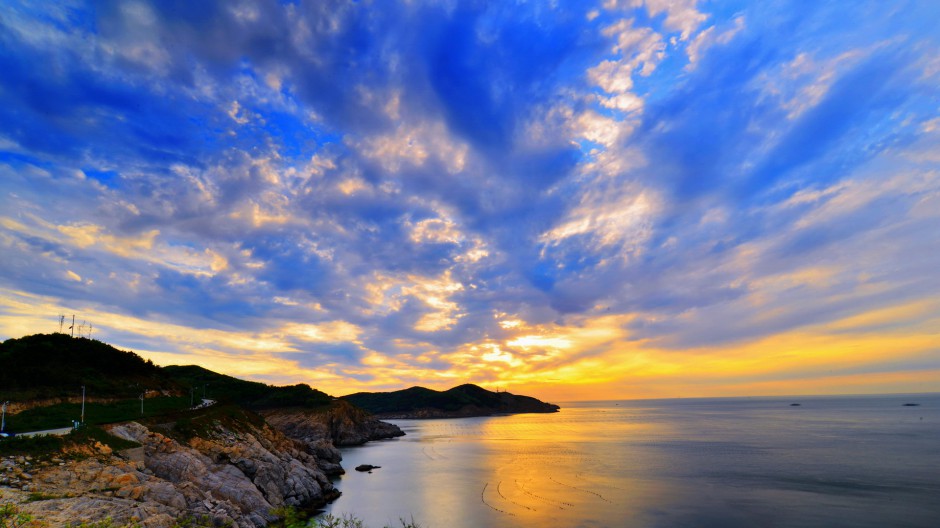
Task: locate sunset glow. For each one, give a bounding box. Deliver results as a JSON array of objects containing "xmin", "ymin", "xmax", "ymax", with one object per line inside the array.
[{"xmin": 2, "ymin": 1, "xmax": 939, "ymax": 400}]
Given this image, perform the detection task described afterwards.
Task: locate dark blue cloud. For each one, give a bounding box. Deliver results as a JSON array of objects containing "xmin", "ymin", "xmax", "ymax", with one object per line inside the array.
[
  {"xmin": 0, "ymin": 30, "xmax": 219, "ymax": 171},
  {"xmin": 1, "ymin": 0, "xmax": 939, "ymax": 388},
  {"xmin": 146, "ymin": 271, "xmax": 261, "ymax": 322},
  {"xmin": 282, "ymin": 342, "xmax": 366, "ymax": 367}
]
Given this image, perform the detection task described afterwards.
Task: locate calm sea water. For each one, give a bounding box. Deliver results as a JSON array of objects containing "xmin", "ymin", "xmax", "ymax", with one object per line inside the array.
[{"xmin": 322, "ymin": 394, "xmax": 940, "ymax": 527}]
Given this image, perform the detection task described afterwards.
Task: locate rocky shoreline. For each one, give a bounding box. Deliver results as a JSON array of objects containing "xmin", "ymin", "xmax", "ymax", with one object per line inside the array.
[
  {"xmin": 261, "ymin": 401, "xmax": 405, "ymax": 447},
  {"xmin": 0, "ymin": 404, "xmax": 404, "ymax": 527}
]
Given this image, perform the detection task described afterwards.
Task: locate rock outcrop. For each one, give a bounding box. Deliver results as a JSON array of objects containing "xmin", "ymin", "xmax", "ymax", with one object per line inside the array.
[
  {"xmin": 261, "ymin": 401, "xmax": 404, "ymax": 448},
  {"xmin": 2, "ymin": 415, "xmax": 340, "ymax": 528}
]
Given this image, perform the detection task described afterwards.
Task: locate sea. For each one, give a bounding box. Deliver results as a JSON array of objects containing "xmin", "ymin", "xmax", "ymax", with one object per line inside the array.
[{"xmin": 322, "ymin": 393, "xmax": 940, "ymax": 528}]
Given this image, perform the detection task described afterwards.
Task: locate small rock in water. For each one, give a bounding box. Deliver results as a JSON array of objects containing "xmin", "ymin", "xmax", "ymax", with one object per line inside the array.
[
  {"xmin": 355, "ymin": 464, "xmax": 381, "ymax": 472},
  {"xmin": 790, "ymin": 403, "xmax": 801, "ymax": 406},
  {"xmin": 902, "ymin": 403, "xmax": 919, "ymax": 407}
]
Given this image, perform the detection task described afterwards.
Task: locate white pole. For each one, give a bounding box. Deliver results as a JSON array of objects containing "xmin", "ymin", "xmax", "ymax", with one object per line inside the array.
[
  {"xmin": 140, "ymin": 393, "xmax": 144, "ymax": 415},
  {"xmin": 80, "ymin": 385, "xmax": 85, "ymax": 424},
  {"xmin": 1, "ymin": 401, "xmax": 7, "ymax": 432}
]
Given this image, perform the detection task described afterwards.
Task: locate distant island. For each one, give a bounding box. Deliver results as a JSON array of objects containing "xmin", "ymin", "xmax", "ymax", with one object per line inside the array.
[
  {"xmin": 0, "ymin": 333, "xmax": 559, "ymax": 527},
  {"xmin": 342, "ymin": 383, "xmax": 560, "ymax": 418}
]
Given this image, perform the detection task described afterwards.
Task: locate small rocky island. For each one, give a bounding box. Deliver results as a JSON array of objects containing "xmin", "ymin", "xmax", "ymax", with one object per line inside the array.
[{"xmin": 342, "ymin": 383, "xmax": 561, "ymax": 419}]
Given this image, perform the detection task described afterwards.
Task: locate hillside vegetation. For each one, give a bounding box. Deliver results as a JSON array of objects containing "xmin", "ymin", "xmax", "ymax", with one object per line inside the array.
[
  {"xmin": 1, "ymin": 333, "xmax": 557, "ymax": 428},
  {"xmin": 0, "ymin": 334, "xmax": 333, "ymax": 435},
  {"xmin": 0, "ymin": 333, "xmax": 172, "ymax": 399},
  {"xmin": 162, "ymin": 365, "xmax": 331, "ymax": 409}
]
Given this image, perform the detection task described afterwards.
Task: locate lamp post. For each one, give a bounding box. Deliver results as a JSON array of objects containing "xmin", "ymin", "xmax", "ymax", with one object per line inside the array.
[
  {"xmin": 80, "ymin": 385, "xmax": 86, "ymax": 425},
  {"xmin": 1, "ymin": 401, "xmax": 8, "ymax": 433},
  {"xmin": 140, "ymin": 393, "xmax": 145, "ymax": 415}
]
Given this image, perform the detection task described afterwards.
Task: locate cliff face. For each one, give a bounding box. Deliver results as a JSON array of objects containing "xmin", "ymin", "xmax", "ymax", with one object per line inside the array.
[
  {"xmin": 261, "ymin": 400, "xmax": 405, "ymax": 447},
  {"xmin": 3, "ymin": 416, "xmax": 340, "ymax": 528}
]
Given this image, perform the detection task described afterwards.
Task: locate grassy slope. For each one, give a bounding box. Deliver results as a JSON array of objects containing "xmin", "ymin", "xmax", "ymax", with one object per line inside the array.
[
  {"xmin": 162, "ymin": 365, "xmax": 332, "ymax": 409},
  {"xmin": 5, "ymin": 397, "xmax": 191, "ymax": 432}
]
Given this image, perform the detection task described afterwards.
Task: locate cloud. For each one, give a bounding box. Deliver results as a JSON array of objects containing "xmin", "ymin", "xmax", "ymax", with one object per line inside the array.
[
  {"xmin": 686, "ymin": 15, "xmax": 745, "ymax": 69},
  {"xmin": 1, "ymin": 0, "xmax": 939, "ymax": 399}
]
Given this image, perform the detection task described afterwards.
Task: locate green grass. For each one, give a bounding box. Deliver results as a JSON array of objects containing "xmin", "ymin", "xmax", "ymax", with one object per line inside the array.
[
  {"xmin": 270, "ymin": 509, "xmax": 423, "ymax": 528},
  {"xmin": 0, "ymin": 433, "xmax": 66, "ymax": 457},
  {"xmin": 152, "ymin": 404, "xmax": 266, "ymax": 442},
  {"xmin": 24, "ymin": 492, "xmax": 61, "ymax": 503},
  {"xmin": 0, "ymin": 425, "xmax": 139, "ymax": 457},
  {"xmin": 3, "ymin": 397, "xmax": 190, "ymax": 433},
  {"xmin": 162, "ymin": 365, "xmax": 332, "ymax": 409},
  {"xmin": 71, "ymin": 424, "xmax": 141, "ymax": 451}
]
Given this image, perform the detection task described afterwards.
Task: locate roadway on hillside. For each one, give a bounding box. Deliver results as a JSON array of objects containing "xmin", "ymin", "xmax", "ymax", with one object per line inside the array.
[{"xmin": 17, "ymin": 427, "xmax": 73, "ymax": 437}]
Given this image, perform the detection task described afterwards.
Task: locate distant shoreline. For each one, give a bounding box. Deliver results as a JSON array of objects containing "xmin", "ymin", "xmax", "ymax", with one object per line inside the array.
[{"xmin": 372, "ymin": 408, "xmax": 562, "ymax": 420}]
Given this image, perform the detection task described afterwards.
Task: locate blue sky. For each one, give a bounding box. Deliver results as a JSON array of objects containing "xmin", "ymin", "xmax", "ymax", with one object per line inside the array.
[{"xmin": 2, "ymin": 0, "xmax": 939, "ymax": 399}]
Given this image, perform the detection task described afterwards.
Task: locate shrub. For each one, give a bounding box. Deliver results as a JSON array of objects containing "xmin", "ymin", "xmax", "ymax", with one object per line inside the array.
[{"xmin": 0, "ymin": 504, "xmax": 44, "ymax": 528}]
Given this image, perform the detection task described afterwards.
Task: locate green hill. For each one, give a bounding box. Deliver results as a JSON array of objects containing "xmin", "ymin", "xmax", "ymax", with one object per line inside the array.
[
  {"xmin": 0, "ymin": 334, "xmax": 334, "ymax": 433},
  {"xmin": 0, "ymin": 334, "xmax": 555, "ymax": 428},
  {"xmin": 162, "ymin": 365, "xmax": 331, "ymax": 409},
  {"xmin": 0, "ymin": 333, "xmax": 333, "ymax": 410},
  {"xmin": 0, "ymin": 333, "xmax": 173, "ymax": 399},
  {"xmin": 342, "ymin": 383, "xmax": 560, "ymax": 417}
]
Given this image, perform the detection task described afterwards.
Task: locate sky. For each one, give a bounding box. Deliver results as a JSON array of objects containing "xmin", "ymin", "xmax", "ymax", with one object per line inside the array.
[{"xmin": 1, "ymin": 0, "xmax": 939, "ymax": 401}]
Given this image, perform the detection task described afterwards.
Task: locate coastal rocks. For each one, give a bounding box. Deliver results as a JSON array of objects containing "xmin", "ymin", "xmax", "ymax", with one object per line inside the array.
[
  {"xmin": 2, "ymin": 403, "xmax": 401, "ymax": 527},
  {"xmin": 242, "ymin": 414, "xmax": 343, "ymax": 476},
  {"xmin": 354, "ymin": 464, "xmax": 380, "ymax": 472},
  {"xmin": 261, "ymin": 401, "xmax": 404, "ymax": 448},
  {"xmin": 3, "ymin": 456, "xmax": 186, "ymax": 527},
  {"xmin": 105, "ymin": 420, "xmax": 338, "ymax": 527},
  {"xmin": 21, "ymin": 496, "xmax": 179, "ymax": 528}
]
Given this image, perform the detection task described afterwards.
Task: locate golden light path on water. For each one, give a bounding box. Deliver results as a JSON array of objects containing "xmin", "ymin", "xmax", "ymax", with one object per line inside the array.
[{"xmin": 325, "ymin": 396, "xmax": 940, "ymax": 527}]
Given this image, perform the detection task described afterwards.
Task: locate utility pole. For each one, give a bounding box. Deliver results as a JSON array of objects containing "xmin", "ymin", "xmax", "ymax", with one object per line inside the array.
[
  {"xmin": 1, "ymin": 401, "xmax": 8, "ymax": 433},
  {"xmin": 140, "ymin": 393, "xmax": 145, "ymax": 415},
  {"xmin": 70, "ymin": 315, "xmax": 75, "ymax": 337},
  {"xmin": 59, "ymin": 315, "xmax": 65, "ymax": 333},
  {"xmin": 80, "ymin": 385, "xmax": 85, "ymax": 425}
]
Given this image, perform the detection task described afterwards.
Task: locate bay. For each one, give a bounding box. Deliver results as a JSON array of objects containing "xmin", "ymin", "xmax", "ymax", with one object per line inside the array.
[{"xmin": 323, "ymin": 394, "xmax": 940, "ymax": 527}]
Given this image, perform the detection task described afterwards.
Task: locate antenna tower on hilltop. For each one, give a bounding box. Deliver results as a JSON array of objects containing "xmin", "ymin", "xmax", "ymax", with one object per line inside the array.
[{"xmin": 59, "ymin": 314, "xmax": 65, "ymax": 333}]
